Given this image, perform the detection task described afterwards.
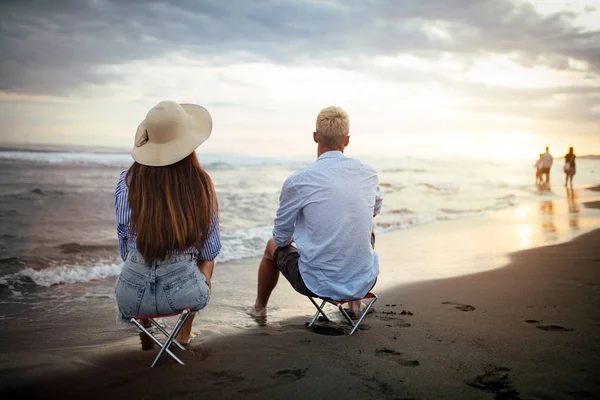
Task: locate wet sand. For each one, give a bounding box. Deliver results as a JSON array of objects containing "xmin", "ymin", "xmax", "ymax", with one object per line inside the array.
[{"xmin": 1, "ymin": 191, "xmax": 600, "ymax": 399}]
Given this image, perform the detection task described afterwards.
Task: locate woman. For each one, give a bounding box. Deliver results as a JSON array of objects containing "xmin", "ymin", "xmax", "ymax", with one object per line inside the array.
[
  {"xmin": 115, "ymin": 101, "xmax": 220, "ymax": 348},
  {"xmin": 564, "ymin": 146, "xmax": 576, "ymax": 188}
]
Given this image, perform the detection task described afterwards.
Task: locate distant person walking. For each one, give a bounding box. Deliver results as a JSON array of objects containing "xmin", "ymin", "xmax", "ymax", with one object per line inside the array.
[
  {"xmin": 534, "ymin": 153, "xmax": 543, "ymax": 186},
  {"xmin": 564, "ymin": 146, "xmax": 576, "ymax": 188},
  {"xmin": 540, "ymin": 146, "xmax": 553, "ymax": 189}
]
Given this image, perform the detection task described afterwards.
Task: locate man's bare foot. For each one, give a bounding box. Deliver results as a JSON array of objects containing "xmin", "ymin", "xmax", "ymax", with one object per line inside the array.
[
  {"xmin": 345, "ymin": 301, "xmax": 376, "ymax": 319},
  {"xmin": 249, "ymin": 304, "xmax": 267, "ymax": 317},
  {"xmin": 248, "ymin": 304, "xmax": 268, "ymax": 326}
]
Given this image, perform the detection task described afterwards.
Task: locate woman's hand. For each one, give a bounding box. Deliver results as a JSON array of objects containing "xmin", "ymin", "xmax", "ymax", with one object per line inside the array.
[{"xmin": 197, "ymin": 259, "xmax": 215, "ymax": 296}]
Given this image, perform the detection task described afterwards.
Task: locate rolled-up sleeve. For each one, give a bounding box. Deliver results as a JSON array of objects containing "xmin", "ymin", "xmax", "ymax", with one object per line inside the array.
[
  {"xmin": 273, "ymin": 177, "xmax": 301, "ymax": 247},
  {"xmin": 115, "ymin": 171, "xmax": 130, "ymax": 261},
  {"xmin": 373, "ymin": 186, "xmax": 384, "ymax": 217},
  {"xmin": 198, "ymin": 211, "xmax": 221, "ymax": 261}
]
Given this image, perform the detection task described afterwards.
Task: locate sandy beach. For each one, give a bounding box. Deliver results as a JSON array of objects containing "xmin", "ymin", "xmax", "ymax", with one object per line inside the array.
[{"xmin": 1, "ymin": 191, "xmax": 600, "ymax": 399}]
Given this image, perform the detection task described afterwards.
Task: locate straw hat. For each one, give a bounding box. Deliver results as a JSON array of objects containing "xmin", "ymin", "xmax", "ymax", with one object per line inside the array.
[{"xmin": 132, "ymin": 101, "xmax": 212, "ymax": 166}]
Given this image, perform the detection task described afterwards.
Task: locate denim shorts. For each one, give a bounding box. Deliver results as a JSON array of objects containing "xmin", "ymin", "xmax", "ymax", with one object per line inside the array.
[{"xmin": 115, "ymin": 252, "xmax": 210, "ymax": 322}]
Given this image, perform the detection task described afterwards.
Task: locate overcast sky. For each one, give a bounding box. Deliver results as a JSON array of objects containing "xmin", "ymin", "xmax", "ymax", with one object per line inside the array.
[{"xmin": 1, "ymin": 0, "xmax": 598, "ymax": 158}]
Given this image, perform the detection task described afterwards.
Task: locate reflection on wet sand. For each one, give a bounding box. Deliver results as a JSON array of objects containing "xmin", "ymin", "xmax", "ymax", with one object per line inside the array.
[
  {"xmin": 539, "ymin": 200, "xmax": 557, "ymax": 241},
  {"xmin": 567, "ymin": 188, "xmax": 580, "ymax": 230}
]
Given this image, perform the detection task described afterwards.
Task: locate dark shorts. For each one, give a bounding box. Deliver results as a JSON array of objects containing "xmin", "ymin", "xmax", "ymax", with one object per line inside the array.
[
  {"xmin": 541, "ymin": 167, "xmax": 550, "ymax": 175},
  {"xmin": 273, "ymin": 244, "xmax": 317, "ymax": 297},
  {"xmin": 274, "ymin": 232, "xmax": 376, "ymax": 298}
]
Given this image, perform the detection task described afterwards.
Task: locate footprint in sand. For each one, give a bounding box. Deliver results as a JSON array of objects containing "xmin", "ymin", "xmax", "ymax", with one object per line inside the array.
[
  {"xmin": 209, "ymin": 371, "xmax": 245, "ymax": 386},
  {"xmin": 466, "ymin": 366, "xmax": 520, "ymax": 399},
  {"xmin": 274, "ymin": 368, "xmax": 308, "ymax": 381},
  {"xmin": 375, "ymin": 348, "xmax": 420, "ymax": 367},
  {"xmin": 376, "ymin": 315, "xmax": 411, "ymax": 328},
  {"xmin": 537, "ymin": 324, "xmax": 574, "ymax": 332},
  {"xmin": 380, "ymin": 310, "xmax": 414, "ymax": 316},
  {"xmin": 305, "ymin": 322, "xmax": 348, "ymax": 336},
  {"xmin": 238, "ymin": 368, "xmax": 308, "ymax": 394},
  {"xmin": 525, "ymin": 320, "xmax": 574, "ymax": 332},
  {"xmin": 442, "ymin": 302, "xmax": 476, "ymax": 312}
]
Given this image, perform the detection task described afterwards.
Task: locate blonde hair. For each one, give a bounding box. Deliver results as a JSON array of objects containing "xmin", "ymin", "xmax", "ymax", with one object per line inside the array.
[{"xmin": 315, "ymin": 106, "xmax": 349, "ymax": 147}]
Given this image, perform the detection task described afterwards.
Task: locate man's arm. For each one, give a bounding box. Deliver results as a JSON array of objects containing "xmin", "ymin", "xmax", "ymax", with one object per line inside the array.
[{"xmin": 273, "ymin": 178, "xmax": 302, "ymax": 247}]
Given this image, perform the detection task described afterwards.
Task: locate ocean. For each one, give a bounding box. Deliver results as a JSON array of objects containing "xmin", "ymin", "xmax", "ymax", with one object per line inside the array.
[{"xmin": 0, "ymin": 148, "xmax": 598, "ymax": 299}]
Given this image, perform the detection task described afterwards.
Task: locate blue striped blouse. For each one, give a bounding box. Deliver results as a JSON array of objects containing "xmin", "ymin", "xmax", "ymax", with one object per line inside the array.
[{"xmin": 114, "ymin": 170, "xmax": 221, "ymax": 262}]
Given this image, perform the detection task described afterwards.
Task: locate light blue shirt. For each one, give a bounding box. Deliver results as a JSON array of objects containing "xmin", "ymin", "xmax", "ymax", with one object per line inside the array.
[{"xmin": 273, "ymin": 151, "xmax": 383, "ymax": 300}]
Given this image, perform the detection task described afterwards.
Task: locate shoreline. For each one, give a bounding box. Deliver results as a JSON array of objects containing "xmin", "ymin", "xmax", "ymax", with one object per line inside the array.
[{"xmin": 2, "ymin": 184, "xmax": 599, "ymax": 293}]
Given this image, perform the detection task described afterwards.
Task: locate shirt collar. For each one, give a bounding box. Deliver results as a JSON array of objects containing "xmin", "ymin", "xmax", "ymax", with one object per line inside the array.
[{"xmin": 317, "ymin": 151, "xmax": 345, "ymax": 161}]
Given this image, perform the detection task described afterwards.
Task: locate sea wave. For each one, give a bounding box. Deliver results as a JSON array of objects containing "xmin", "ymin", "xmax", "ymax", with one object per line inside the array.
[
  {"xmin": 417, "ymin": 182, "xmax": 460, "ymax": 193},
  {"xmin": 437, "ymin": 195, "xmax": 518, "ymax": 217},
  {"xmin": 0, "ymin": 263, "xmax": 121, "ymax": 287},
  {"xmin": 0, "ymin": 150, "xmax": 310, "ymax": 170},
  {"xmin": 0, "ymin": 151, "xmax": 133, "ymax": 167},
  {"xmin": 375, "ymin": 214, "xmax": 438, "ymax": 233},
  {"xmin": 218, "ymin": 225, "xmax": 273, "ymax": 262}
]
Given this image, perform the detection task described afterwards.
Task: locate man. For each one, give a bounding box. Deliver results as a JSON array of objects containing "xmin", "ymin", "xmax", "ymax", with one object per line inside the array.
[
  {"xmin": 540, "ymin": 146, "xmax": 553, "ymax": 189},
  {"xmin": 250, "ymin": 106, "xmax": 383, "ymax": 319}
]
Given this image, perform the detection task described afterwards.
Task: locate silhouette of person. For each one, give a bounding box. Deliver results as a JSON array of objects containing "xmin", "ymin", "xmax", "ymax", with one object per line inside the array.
[
  {"xmin": 539, "ymin": 146, "xmax": 553, "ymax": 190},
  {"xmin": 564, "ymin": 146, "xmax": 576, "ymax": 188},
  {"xmin": 534, "ymin": 153, "xmax": 543, "ymax": 187}
]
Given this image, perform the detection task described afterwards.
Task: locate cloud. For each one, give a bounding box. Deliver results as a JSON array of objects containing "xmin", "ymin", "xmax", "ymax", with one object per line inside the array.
[{"xmin": 1, "ymin": 0, "xmax": 599, "ymax": 95}]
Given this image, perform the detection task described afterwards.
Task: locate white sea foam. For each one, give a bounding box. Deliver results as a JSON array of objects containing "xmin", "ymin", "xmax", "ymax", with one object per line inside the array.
[
  {"xmin": 217, "ymin": 225, "xmax": 273, "ymax": 262},
  {"xmin": 374, "ymin": 214, "xmax": 438, "ymax": 234},
  {"xmin": 0, "ymin": 263, "xmax": 121, "ymax": 287},
  {"xmin": 0, "ymin": 150, "xmax": 310, "ymax": 169},
  {"xmin": 0, "ymin": 151, "xmax": 132, "ymax": 167}
]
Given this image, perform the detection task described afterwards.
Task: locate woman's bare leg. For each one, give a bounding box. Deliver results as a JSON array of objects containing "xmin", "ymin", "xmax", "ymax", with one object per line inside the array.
[
  {"xmin": 176, "ymin": 313, "xmax": 196, "ymax": 344},
  {"xmin": 138, "ymin": 318, "xmax": 154, "ymax": 350}
]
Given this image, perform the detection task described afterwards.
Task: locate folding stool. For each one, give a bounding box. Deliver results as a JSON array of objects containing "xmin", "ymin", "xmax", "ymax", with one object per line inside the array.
[
  {"xmin": 130, "ymin": 308, "xmax": 191, "ymax": 368},
  {"xmin": 306, "ymin": 292, "xmax": 377, "ymax": 335}
]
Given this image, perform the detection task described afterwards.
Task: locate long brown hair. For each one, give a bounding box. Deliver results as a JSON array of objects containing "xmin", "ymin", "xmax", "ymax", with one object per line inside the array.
[{"xmin": 126, "ymin": 152, "xmax": 218, "ymax": 263}]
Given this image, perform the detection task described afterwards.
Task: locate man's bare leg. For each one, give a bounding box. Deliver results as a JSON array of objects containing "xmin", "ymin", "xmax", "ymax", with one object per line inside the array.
[
  {"xmin": 250, "ymin": 238, "xmax": 279, "ymax": 317},
  {"xmin": 347, "ymin": 300, "xmax": 361, "ymax": 315}
]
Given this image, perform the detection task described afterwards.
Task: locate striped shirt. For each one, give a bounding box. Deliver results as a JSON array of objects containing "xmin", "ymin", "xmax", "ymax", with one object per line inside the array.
[{"xmin": 114, "ymin": 170, "xmax": 221, "ymax": 262}]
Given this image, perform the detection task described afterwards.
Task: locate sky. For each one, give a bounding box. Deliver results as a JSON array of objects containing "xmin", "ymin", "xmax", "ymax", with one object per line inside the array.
[{"xmin": 0, "ymin": 0, "xmax": 599, "ymax": 159}]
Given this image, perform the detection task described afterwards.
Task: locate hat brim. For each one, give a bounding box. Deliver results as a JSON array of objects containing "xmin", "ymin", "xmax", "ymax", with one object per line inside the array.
[{"xmin": 131, "ymin": 104, "xmax": 212, "ymax": 167}]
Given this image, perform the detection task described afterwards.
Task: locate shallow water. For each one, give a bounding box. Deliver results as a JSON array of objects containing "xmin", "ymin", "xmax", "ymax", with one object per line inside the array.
[{"xmin": 0, "ymin": 149, "xmax": 598, "ymax": 300}]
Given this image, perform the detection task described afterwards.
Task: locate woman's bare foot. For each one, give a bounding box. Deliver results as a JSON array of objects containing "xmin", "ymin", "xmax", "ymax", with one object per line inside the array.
[
  {"xmin": 139, "ymin": 332, "xmax": 155, "ymax": 351},
  {"xmin": 176, "ymin": 331, "xmax": 196, "ymax": 346}
]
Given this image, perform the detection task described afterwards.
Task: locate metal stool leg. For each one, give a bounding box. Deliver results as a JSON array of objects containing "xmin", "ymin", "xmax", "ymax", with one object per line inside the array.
[
  {"xmin": 151, "ymin": 309, "xmax": 191, "ymax": 368},
  {"xmin": 348, "ymin": 295, "xmax": 377, "ymax": 335},
  {"xmin": 131, "ymin": 318, "xmax": 184, "ymax": 364},
  {"xmin": 307, "ymin": 298, "xmax": 329, "ymax": 328},
  {"xmin": 148, "ymin": 318, "xmax": 186, "ymax": 350}
]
